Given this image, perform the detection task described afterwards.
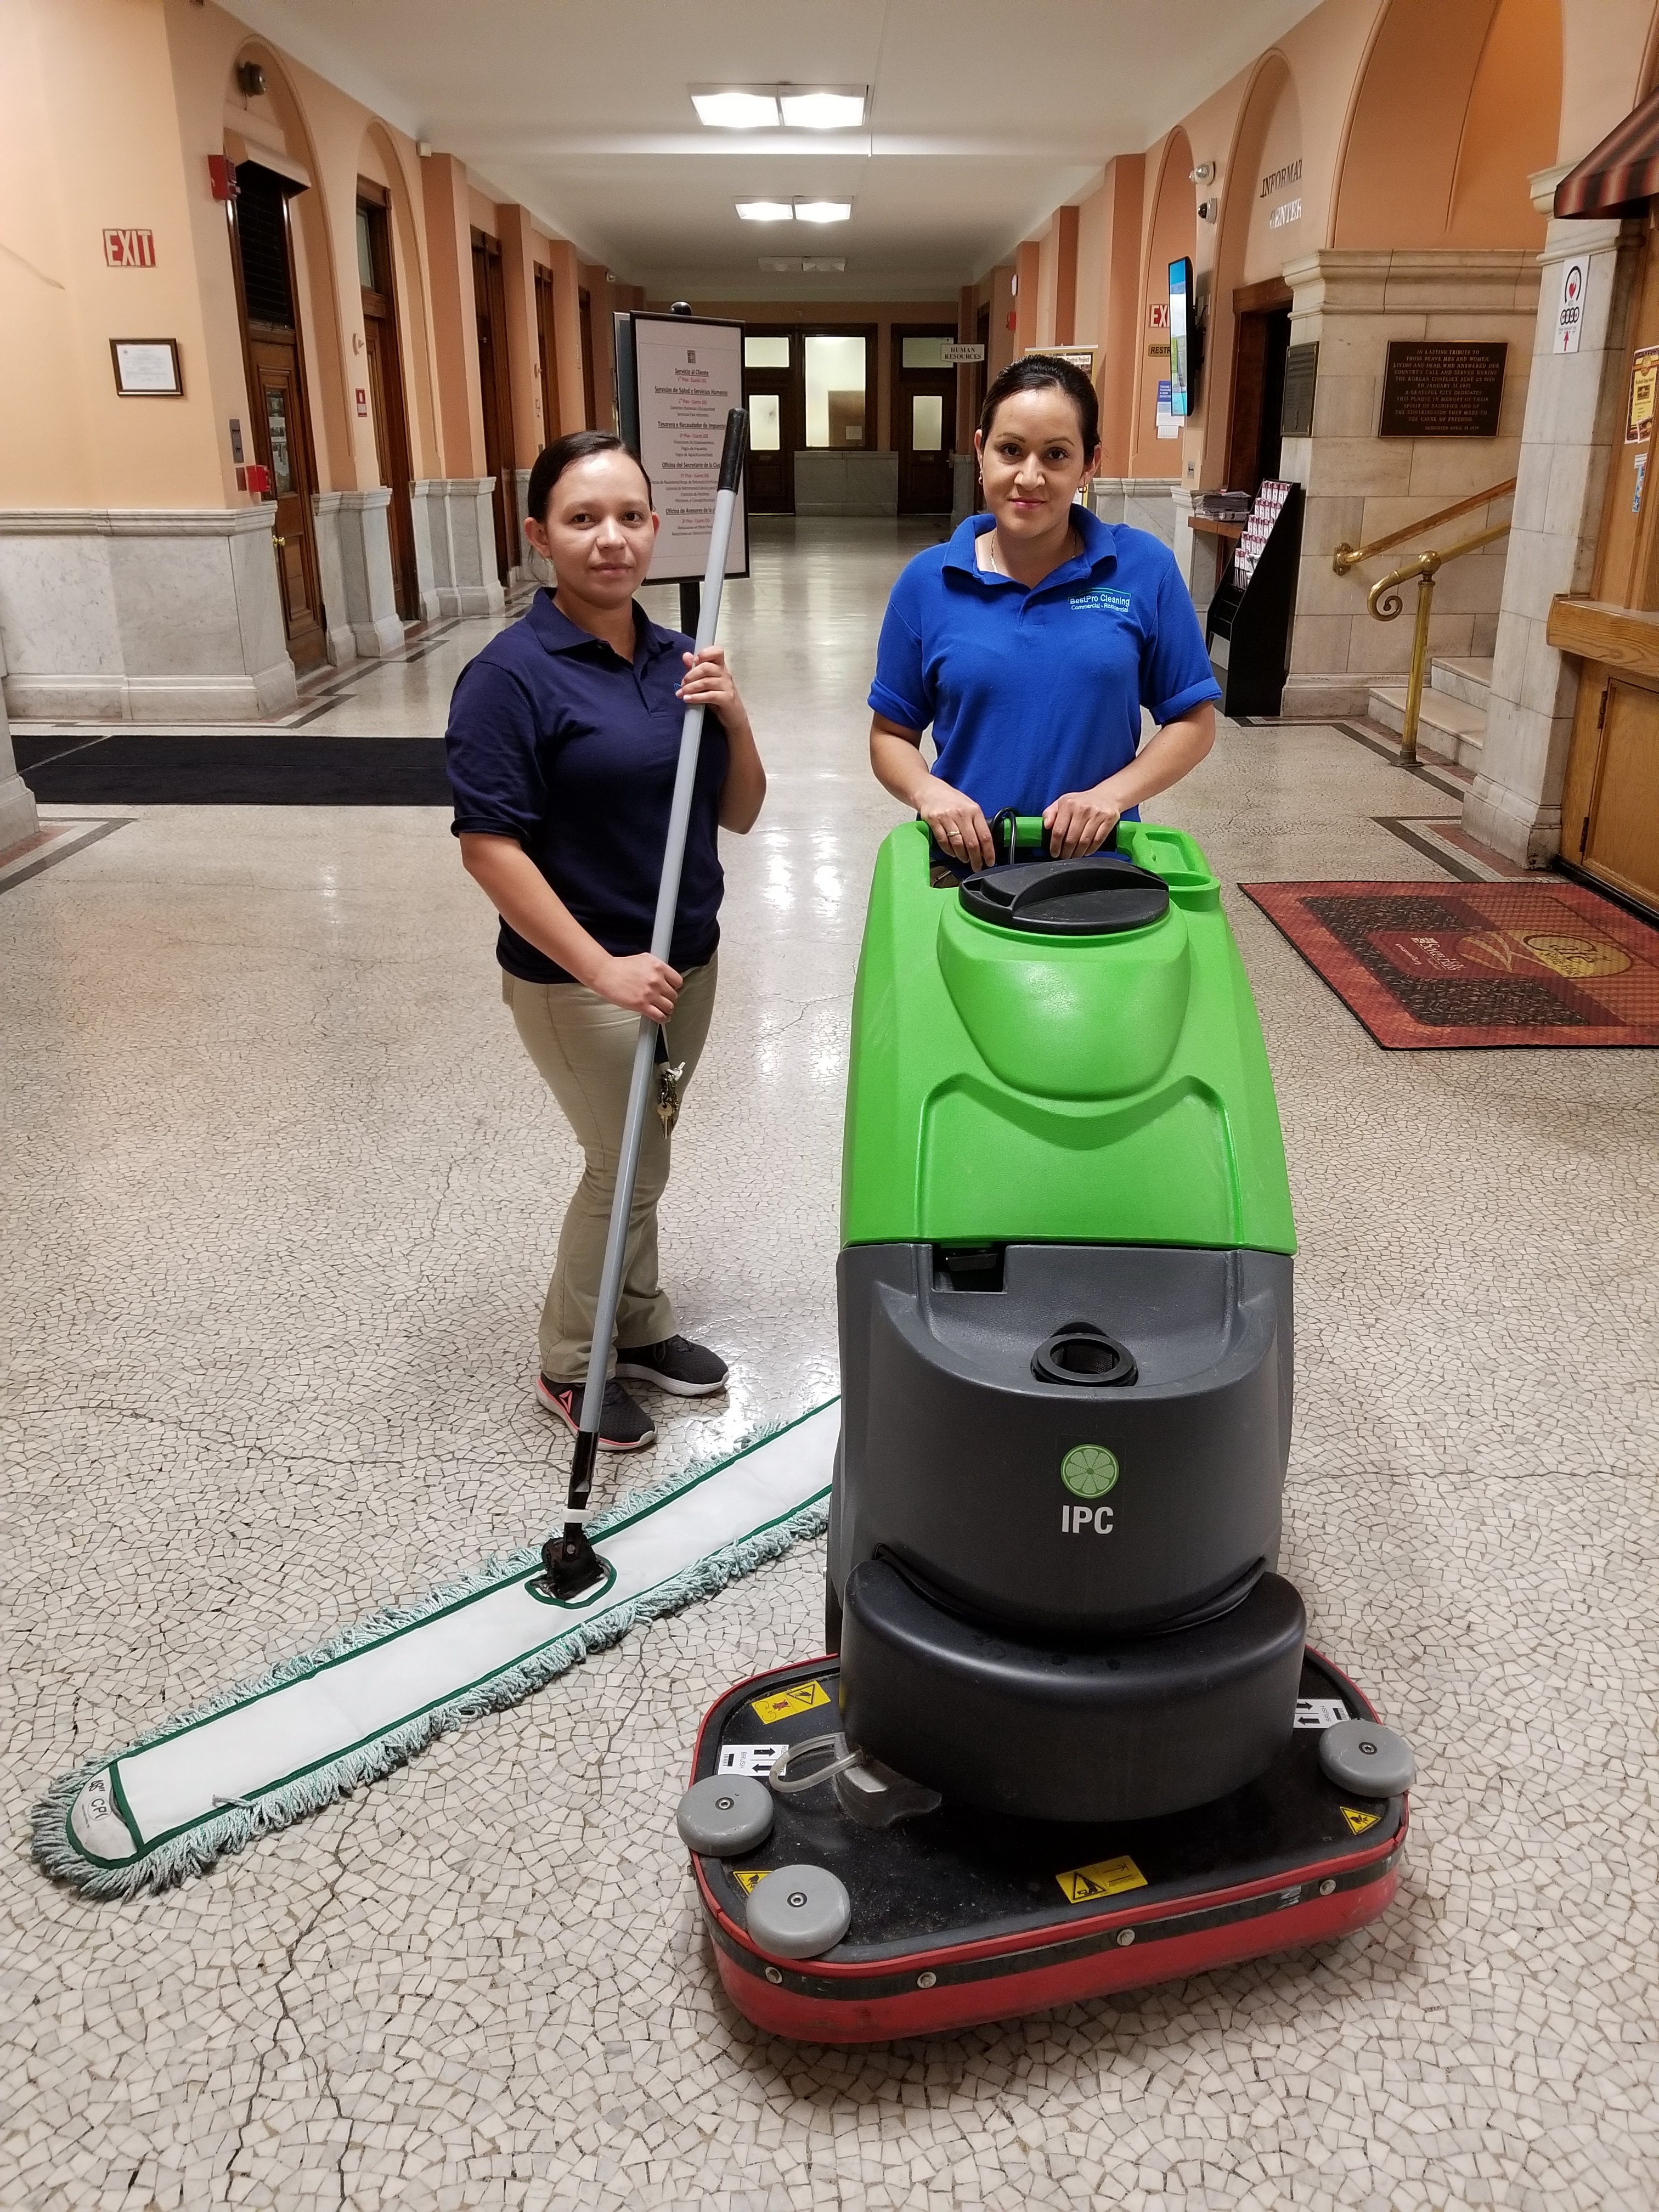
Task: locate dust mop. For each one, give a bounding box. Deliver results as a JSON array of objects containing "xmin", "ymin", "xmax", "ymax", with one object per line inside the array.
[{"xmin": 35, "ymin": 410, "xmax": 838, "ymax": 1899}]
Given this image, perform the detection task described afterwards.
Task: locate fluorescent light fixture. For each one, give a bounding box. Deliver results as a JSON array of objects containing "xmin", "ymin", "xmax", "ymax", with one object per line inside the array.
[
  {"xmin": 692, "ymin": 89, "xmax": 780, "ymax": 129},
  {"xmin": 802, "ymin": 257, "xmax": 846, "ymax": 273},
  {"xmin": 758, "ymin": 257, "xmax": 800, "ymax": 272},
  {"xmin": 736, "ymin": 200, "xmax": 795, "ymax": 222},
  {"xmin": 778, "ymin": 88, "xmax": 867, "ymax": 129},
  {"xmin": 794, "ymin": 199, "xmax": 852, "ymax": 223}
]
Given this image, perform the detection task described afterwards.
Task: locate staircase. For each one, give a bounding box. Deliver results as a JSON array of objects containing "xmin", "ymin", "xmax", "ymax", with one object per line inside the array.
[{"xmin": 1367, "ymin": 658, "xmax": 1491, "ymax": 770}]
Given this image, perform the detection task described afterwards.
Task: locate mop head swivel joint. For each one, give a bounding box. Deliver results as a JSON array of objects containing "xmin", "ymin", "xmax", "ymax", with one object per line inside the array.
[{"xmin": 541, "ymin": 1525, "xmax": 608, "ymax": 1601}]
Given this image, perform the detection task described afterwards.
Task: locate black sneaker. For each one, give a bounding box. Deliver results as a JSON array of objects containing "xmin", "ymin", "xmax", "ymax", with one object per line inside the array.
[
  {"xmin": 536, "ymin": 1374, "xmax": 657, "ymax": 1451},
  {"xmin": 614, "ymin": 1334, "xmax": 729, "ymax": 1398}
]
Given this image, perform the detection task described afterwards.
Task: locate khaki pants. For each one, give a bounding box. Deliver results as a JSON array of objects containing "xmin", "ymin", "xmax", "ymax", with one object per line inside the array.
[{"xmin": 503, "ymin": 957, "xmax": 718, "ymax": 1384}]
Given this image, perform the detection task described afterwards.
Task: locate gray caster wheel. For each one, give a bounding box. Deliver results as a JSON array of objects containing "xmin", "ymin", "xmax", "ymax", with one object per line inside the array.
[
  {"xmin": 744, "ymin": 1861, "xmax": 851, "ymax": 1960},
  {"xmin": 1319, "ymin": 1718, "xmax": 1414, "ymax": 1797},
  {"xmin": 675, "ymin": 1774, "xmax": 774, "ymax": 1857}
]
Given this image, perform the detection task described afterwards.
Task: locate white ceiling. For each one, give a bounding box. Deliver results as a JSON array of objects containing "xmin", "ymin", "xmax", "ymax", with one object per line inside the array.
[{"xmin": 224, "ymin": 0, "xmax": 1323, "ymax": 300}]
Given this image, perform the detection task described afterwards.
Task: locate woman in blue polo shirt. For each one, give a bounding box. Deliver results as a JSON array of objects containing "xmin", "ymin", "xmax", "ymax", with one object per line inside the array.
[
  {"xmin": 447, "ymin": 431, "xmax": 766, "ymax": 1453},
  {"xmin": 869, "ymin": 355, "xmax": 1219, "ymax": 871}
]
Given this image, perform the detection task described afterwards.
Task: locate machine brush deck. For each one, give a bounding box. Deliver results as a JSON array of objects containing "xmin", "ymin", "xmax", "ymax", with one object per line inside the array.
[{"xmin": 691, "ymin": 1651, "xmax": 1405, "ymax": 2044}]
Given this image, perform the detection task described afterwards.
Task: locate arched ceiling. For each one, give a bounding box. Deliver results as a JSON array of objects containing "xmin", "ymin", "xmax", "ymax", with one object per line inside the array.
[{"xmin": 220, "ymin": 0, "xmax": 1325, "ymax": 298}]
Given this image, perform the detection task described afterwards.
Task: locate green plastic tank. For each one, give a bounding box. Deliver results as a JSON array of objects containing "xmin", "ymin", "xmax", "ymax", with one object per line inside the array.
[{"xmin": 830, "ymin": 820, "xmax": 1307, "ymax": 1825}]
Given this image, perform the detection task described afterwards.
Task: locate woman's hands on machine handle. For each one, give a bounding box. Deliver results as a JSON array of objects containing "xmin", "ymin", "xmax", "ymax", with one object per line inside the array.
[{"xmin": 870, "ymin": 715, "xmax": 997, "ymax": 870}]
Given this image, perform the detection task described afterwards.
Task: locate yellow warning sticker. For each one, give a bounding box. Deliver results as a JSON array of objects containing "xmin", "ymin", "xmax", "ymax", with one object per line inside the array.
[
  {"xmin": 1054, "ymin": 1854, "xmax": 1148, "ymax": 1905},
  {"xmin": 1341, "ymin": 1805, "xmax": 1382, "ymax": 1835},
  {"xmin": 731, "ymin": 1868, "xmax": 769, "ymax": 1894},
  {"xmin": 752, "ymin": 1680, "xmax": 830, "ymax": 1725}
]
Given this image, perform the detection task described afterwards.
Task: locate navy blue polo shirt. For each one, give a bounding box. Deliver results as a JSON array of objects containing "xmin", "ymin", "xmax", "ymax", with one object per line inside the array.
[
  {"xmin": 446, "ymin": 592, "xmax": 727, "ymax": 985},
  {"xmin": 868, "ymin": 507, "xmax": 1220, "ymax": 822}
]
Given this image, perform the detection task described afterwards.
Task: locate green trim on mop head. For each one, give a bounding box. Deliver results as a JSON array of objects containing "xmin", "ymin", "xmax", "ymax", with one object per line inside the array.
[{"xmin": 33, "ymin": 1401, "xmax": 838, "ymax": 1899}]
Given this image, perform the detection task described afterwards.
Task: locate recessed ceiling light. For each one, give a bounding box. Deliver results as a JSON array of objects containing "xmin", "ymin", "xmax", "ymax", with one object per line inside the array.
[
  {"xmin": 802, "ymin": 257, "xmax": 846, "ymax": 273},
  {"xmin": 778, "ymin": 88, "xmax": 867, "ymax": 130},
  {"xmin": 758, "ymin": 257, "xmax": 800, "ymax": 272},
  {"xmin": 736, "ymin": 200, "xmax": 795, "ymax": 222},
  {"xmin": 692, "ymin": 89, "xmax": 780, "ymax": 129},
  {"xmin": 794, "ymin": 199, "xmax": 852, "ymax": 224}
]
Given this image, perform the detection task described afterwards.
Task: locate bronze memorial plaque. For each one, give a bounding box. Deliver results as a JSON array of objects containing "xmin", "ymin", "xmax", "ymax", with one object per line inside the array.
[
  {"xmin": 1280, "ymin": 343, "xmax": 1319, "ymax": 438},
  {"xmin": 1378, "ymin": 341, "xmax": 1507, "ymax": 438}
]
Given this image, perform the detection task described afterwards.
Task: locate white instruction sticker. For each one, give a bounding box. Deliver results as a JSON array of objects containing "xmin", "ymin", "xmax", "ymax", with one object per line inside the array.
[
  {"xmin": 717, "ymin": 1743, "xmax": 781, "ymax": 1776},
  {"xmin": 1294, "ymin": 1698, "xmax": 1350, "ymax": 1731}
]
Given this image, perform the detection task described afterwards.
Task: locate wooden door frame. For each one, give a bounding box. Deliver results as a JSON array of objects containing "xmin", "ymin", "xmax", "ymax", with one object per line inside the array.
[
  {"xmin": 1224, "ymin": 279, "xmax": 1293, "ymax": 495},
  {"xmin": 225, "ymin": 165, "xmax": 326, "ymax": 668},
  {"xmin": 356, "ymin": 179, "xmax": 418, "ymax": 621},
  {"xmin": 740, "ymin": 325, "xmax": 799, "ymax": 514},
  {"xmin": 890, "ymin": 322, "xmax": 958, "ymax": 513},
  {"xmin": 471, "ymin": 227, "xmax": 517, "ymax": 579},
  {"xmin": 534, "ymin": 263, "xmax": 559, "ymax": 448}
]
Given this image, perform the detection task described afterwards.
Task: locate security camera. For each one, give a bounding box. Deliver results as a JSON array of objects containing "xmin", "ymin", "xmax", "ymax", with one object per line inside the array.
[{"xmin": 1198, "ymin": 197, "xmax": 1220, "ymax": 222}]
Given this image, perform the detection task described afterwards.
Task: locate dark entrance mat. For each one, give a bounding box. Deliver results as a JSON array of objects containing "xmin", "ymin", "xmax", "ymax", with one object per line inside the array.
[
  {"xmin": 1240, "ymin": 878, "xmax": 1659, "ymax": 1047},
  {"xmin": 14, "ymin": 735, "xmax": 453, "ymax": 806}
]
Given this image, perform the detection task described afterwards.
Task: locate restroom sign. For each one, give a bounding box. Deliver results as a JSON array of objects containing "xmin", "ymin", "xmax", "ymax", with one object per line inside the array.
[
  {"xmin": 1555, "ymin": 258, "xmax": 1587, "ymax": 354},
  {"xmin": 104, "ymin": 228, "xmax": 156, "ymax": 268}
]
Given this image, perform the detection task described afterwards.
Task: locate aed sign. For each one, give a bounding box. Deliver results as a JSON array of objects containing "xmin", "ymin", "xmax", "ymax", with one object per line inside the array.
[
  {"xmin": 104, "ymin": 227, "xmax": 156, "ymax": 269},
  {"xmin": 1555, "ymin": 258, "xmax": 1587, "ymax": 355}
]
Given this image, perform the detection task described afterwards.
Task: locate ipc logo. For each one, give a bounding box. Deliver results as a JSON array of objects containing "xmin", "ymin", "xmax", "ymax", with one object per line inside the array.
[{"xmin": 1061, "ymin": 1445, "xmax": 1118, "ymax": 1535}]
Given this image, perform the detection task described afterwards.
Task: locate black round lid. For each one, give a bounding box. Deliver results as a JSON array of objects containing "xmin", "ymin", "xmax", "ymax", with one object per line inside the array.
[{"xmin": 958, "ymin": 853, "xmax": 1171, "ymax": 936}]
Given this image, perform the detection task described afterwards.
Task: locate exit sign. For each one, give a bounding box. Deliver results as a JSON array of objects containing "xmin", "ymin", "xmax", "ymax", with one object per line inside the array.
[{"xmin": 104, "ymin": 228, "xmax": 156, "ymax": 269}]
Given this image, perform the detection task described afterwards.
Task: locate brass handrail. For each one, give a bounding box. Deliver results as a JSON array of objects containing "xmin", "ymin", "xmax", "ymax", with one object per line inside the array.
[
  {"xmin": 1332, "ymin": 477, "xmax": 1515, "ymax": 575},
  {"xmin": 1366, "ymin": 520, "xmax": 1511, "ymax": 763}
]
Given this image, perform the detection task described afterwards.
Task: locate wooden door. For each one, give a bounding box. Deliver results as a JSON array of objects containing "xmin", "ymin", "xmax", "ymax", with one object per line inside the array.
[
  {"xmin": 578, "ymin": 287, "xmax": 597, "ymax": 431},
  {"xmin": 1562, "ymin": 678, "xmax": 1659, "ymax": 909},
  {"xmin": 1226, "ymin": 282, "xmax": 1293, "ymax": 494},
  {"xmin": 534, "ymin": 264, "xmax": 559, "ymax": 449},
  {"xmin": 250, "ymin": 338, "xmax": 326, "ymax": 668},
  {"xmin": 974, "ymin": 302, "xmax": 990, "ymax": 439},
  {"xmin": 357, "ymin": 193, "xmax": 418, "ymax": 621},
  {"xmin": 742, "ymin": 330, "xmax": 797, "ymax": 514},
  {"xmin": 229, "ymin": 162, "xmax": 327, "ymax": 672},
  {"xmin": 471, "ymin": 230, "xmax": 516, "ymax": 583},
  {"xmin": 893, "ymin": 327, "xmax": 957, "ymax": 515}
]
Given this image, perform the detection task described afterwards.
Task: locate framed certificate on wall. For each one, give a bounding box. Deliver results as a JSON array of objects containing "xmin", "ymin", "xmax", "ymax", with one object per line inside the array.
[{"xmin": 110, "ymin": 339, "xmax": 183, "ymax": 397}]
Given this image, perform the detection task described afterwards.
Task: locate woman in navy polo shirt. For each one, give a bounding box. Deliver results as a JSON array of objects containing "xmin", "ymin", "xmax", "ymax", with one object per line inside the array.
[
  {"xmin": 446, "ymin": 431, "xmax": 765, "ymax": 1453},
  {"xmin": 869, "ymin": 356, "xmax": 1219, "ymax": 871}
]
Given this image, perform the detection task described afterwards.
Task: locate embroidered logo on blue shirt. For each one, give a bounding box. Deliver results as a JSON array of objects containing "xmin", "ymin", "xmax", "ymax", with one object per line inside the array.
[{"xmin": 1071, "ymin": 586, "xmax": 1133, "ymax": 614}]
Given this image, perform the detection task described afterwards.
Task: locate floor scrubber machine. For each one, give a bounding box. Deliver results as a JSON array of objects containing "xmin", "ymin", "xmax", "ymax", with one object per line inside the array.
[{"xmin": 677, "ymin": 817, "xmax": 1413, "ymax": 2042}]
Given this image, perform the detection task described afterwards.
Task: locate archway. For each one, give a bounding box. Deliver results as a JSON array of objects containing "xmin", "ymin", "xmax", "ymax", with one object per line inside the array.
[
  {"xmin": 1212, "ymin": 53, "xmax": 1301, "ymax": 494},
  {"xmin": 1334, "ymin": 0, "xmax": 1562, "ymax": 249},
  {"xmin": 1131, "ymin": 129, "xmax": 1195, "ymax": 477}
]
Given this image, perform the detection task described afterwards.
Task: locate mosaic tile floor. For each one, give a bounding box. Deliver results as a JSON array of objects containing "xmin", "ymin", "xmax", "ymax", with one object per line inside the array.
[{"xmin": 3, "ymin": 522, "xmax": 1656, "ymax": 2210}]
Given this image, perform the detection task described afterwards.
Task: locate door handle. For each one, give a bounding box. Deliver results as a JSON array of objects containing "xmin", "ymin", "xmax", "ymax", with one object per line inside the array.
[{"xmin": 272, "ymin": 533, "xmax": 287, "ymax": 548}]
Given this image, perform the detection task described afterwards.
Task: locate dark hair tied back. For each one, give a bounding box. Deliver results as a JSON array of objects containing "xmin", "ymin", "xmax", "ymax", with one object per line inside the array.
[
  {"xmin": 527, "ymin": 431, "xmax": 652, "ymax": 523},
  {"xmin": 979, "ymin": 354, "xmax": 1101, "ymax": 455}
]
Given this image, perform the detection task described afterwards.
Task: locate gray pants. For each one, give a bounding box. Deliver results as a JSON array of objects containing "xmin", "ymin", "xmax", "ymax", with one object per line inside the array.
[{"xmin": 502, "ymin": 958, "xmax": 717, "ymax": 1384}]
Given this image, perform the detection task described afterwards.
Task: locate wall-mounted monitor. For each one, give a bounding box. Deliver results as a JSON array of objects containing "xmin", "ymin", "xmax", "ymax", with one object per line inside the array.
[{"xmin": 1168, "ymin": 258, "xmax": 1198, "ymax": 419}]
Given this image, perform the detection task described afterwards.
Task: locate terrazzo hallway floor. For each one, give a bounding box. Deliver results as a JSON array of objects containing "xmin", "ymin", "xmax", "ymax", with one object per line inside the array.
[{"xmin": 3, "ymin": 520, "xmax": 1656, "ymax": 2212}]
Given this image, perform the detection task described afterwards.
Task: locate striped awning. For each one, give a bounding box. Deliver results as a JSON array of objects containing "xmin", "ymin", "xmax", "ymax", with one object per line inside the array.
[{"xmin": 1555, "ymin": 87, "xmax": 1659, "ymax": 218}]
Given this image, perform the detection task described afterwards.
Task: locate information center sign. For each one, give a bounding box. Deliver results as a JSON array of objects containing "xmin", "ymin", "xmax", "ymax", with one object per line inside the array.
[{"xmin": 625, "ymin": 313, "xmax": 748, "ymax": 585}]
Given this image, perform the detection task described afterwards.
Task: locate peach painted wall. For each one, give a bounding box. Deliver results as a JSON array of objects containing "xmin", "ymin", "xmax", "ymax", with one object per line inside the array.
[
  {"xmin": 1556, "ymin": 0, "xmax": 1657, "ymax": 162},
  {"xmin": 1035, "ymin": 221, "xmax": 1060, "ymax": 346},
  {"xmin": 1073, "ymin": 159, "xmax": 1145, "ymax": 474},
  {"xmin": 1, "ymin": 0, "xmax": 227, "ymax": 509},
  {"xmin": 1129, "ymin": 131, "xmax": 1195, "ymax": 479},
  {"xmin": 422, "ymin": 154, "xmax": 487, "ymax": 476},
  {"xmin": 535, "ymin": 236, "xmax": 586, "ymax": 435}
]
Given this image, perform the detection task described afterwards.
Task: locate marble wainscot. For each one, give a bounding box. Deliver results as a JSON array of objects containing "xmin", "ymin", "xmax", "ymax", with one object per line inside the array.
[
  {"xmin": 0, "ymin": 506, "xmax": 295, "ymax": 720},
  {"xmin": 0, "ymin": 633, "xmax": 39, "ymax": 848},
  {"xmin": 409, "ymin": 478, "xmax": 505, "ymax": 621},
  {"xmin": 1092, "ymin": 479, "xmax": 1179, "ymax": 547},
  {"xmin": 793, "ymin": 450, "xmax": 900, "ymax": 517},
  {"xmin": 1272, "ymin": 248, "xmax": 1541, "ymax": 720},
  {"xmin": 311, "ymin": 489, "xmax": 405, "ymax": 664},
  {"xmin": 1466, "ymin": 174, "xmax": 1641, "ymax": 866}
]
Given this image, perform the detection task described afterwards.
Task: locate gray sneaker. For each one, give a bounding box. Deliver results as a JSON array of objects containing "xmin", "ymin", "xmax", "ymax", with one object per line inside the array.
[
  {"xmin": 536, "ymin": 1374, "xmax": 657, "ymax": 1451},
  {"xmin": 614, "ymin": 1335, "xmax": 729, "ymax": 1398}
]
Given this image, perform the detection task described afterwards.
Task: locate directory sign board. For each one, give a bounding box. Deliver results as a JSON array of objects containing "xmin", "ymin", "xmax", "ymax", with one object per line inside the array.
[{"xmin": 628, "ymin": 313, "xmax": 749, "ymax": 584}]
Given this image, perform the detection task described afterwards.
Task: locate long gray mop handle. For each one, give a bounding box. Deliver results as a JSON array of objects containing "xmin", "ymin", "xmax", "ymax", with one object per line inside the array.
[{"xmin": 572, "ymin": 409, "xmax": 748, "ymax": 1449}]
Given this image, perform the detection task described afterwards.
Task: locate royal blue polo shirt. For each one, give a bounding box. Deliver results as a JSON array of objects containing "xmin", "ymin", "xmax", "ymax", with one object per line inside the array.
[
  {"xmin": 446, "ymin": 591, "xmax": 727, "ymax": 985},
  {"xmin": 868, "ymin": 507, "xmax": 1220, "ymax": 822}
]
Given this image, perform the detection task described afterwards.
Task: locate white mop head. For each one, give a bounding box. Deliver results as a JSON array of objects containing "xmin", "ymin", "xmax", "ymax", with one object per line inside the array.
[{"xmin": 33, "ymin": 1403, "xmax": 838, "ymax": 1898}]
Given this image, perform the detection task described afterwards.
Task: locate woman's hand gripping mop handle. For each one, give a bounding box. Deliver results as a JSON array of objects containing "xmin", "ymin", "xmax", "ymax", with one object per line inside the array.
[{"xmin": 541, "ymin": 408, "xmax": 749, "ymax": 1599}]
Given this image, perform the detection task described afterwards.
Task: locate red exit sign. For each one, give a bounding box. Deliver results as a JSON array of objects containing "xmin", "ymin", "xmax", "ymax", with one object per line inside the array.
[{"xmin": 104, "ymin": 228, "xmax": 156, "ymax": 268}]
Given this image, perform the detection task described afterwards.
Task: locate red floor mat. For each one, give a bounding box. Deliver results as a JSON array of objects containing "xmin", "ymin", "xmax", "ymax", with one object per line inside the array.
[{"xmin": 1239, "ymin": 878, "xmax": 1659, "ymax": 1048}]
